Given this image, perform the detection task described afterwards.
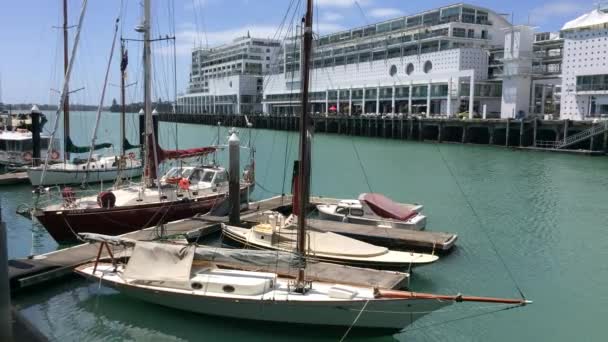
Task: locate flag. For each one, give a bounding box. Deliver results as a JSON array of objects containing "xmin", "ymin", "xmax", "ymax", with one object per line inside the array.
[{"xmin": 120, "ymin": 49, "xmax": 128, "ymax": 76}]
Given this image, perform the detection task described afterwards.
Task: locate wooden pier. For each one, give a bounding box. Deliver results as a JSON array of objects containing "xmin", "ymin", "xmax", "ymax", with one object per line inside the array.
[
  {"xmin": 0, "ymin": 172, "xmax": 29, "ymax": 186},
  {"xmin": 7, "ymin": 196, "xmax": 412, "ymax": 294},
  {"xmin": 159, "ymin": 113, "xmax": 608, "ymax": 155}
]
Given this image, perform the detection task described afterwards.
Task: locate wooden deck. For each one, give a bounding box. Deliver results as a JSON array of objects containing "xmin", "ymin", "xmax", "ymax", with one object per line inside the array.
[
  {"xmin": 0, "ymin": 172, "xmax": 29, "ymax": 185},
  {"xmin": 7, "ymin": 195, "xmax": 409, "ymax": 293}
]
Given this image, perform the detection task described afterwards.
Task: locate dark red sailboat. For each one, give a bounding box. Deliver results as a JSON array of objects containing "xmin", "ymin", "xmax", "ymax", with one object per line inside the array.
[{"xmin": 32, "ymin": 8, "xmax": 254, "ymax": 244}]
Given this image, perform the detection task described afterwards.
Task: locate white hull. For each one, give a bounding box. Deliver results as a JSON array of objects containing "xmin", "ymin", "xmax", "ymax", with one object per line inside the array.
[
  {"xmin": 317, "ymin": 206, "xmax": 427, "ymax": 230},
  {"xmin": 78, "ymin": 264, "xmax": 450, "ymax": 330},
  {"xmin": 27, "ymin": 166, "xmax": 142, "ymax": 186}
]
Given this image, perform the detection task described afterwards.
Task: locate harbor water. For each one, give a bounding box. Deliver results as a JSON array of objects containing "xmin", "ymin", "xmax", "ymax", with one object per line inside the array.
[{"xmin": 1, "ymin": 112, "xmax": 608, "ymax": 341}]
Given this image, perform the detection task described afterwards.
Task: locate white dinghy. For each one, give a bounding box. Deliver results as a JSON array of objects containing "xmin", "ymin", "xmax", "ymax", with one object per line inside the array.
[{"xmin": 317, "ymin": 193, "xmax": 426, "ymax": 230}]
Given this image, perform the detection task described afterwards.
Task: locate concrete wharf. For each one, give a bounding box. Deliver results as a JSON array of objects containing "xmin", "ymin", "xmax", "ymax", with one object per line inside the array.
[{"xmin": 160, "ymin": 113, "xmax": 608, "ymax": 155}]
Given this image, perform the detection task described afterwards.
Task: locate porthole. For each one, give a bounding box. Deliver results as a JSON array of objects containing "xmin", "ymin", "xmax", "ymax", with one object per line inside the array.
[
  {"xmin": 222, "ymin": 285, "xmax": 235, "ymax": 293},
  {"xmin": 406, "ymin": 63, "xmax": 414, "ymax": 75},
  {"xmin": 424, "ymin": 61, "xmax": 433, "ymax": 73},
  {"xmin": 191, "ymin": 282, "xmax": 203, "ymax": 290},
  {"xmin": 389, "ymin": 65, "xmax": 397, "ymax": 77}
]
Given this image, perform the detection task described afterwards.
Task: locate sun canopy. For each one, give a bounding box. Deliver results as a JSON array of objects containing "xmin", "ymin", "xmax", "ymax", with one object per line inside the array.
[
  {"xmin": 358, "ymin": 193, "xmax": 418, "ymax": 221},
  {"xmin": 157, "ymin": 146, "xmax": 216, "ymax": 162}
]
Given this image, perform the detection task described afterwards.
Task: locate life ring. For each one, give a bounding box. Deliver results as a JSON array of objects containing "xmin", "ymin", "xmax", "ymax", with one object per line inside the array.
[
  {"xmin": 97, "ymin": 191, "xmax": 116, "ymax": 208},
  {"xmin": 178, "ymin": 177, "xmax": 190, "ymax": 190},
  {"xmin": 128, "ymin": 152, "xmax": 136, "ymax": 160},
  {"xmin": 51, "ymin": 150, "xmax": 60, "ymax": 160},
  {"xmin": 22, "ymin": 152, "xmax": 32, "ymax": 161}
]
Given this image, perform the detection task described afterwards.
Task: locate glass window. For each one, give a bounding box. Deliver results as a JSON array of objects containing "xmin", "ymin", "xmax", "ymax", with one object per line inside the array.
[
  {"xmin": 201, "ymin": 171, "xmax": 215, "ymax": 183},
  {"xmin": 453, "ymin": 28, "xmax": 466, "ymax": 38},
  {"xmin": 0, "ymin": 140, "xmax": 6, "ymax": 151},
  {"xmin": 406, "ymin": 16, "xmax": 422, "ymax": 28},
  {"xmin": 215, "ymin": 171, "xmax": 228, "ymax": 183},
  {"xmin": 462, "ymin": 7, "xmax": 476, "ymax": 23},
  {"xmin": 336, "ymin": 207, "xmax": 348, "ymax": 215},
  {"xmin": 350, "ymin": 208, "xmax": 364, "ymax": 216}
]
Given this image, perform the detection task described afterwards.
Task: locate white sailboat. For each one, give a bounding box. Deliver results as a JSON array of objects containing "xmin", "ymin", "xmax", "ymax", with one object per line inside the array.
[
  {"xmin": 76, "ymin": 0, "xmax": 530, "ymax": 332},
  {"xmin": 222, "ymin": 211, "xmax": 438, "ymax": 267},
  {"xmin": 26, "ymin": 0, "xmax": 142, "ymax": 187}
]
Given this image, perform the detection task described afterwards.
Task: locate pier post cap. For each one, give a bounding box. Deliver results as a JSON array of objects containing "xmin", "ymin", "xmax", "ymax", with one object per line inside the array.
[
  {"xmin": 138, "ymin": 108, "xmax": 145, "ymax": 115},
  {"xmin": 152, "ymin": 108, "xmax": 158, "ymax": 115},
  {"xmin": 228, "ymin": 129, "xmax": 240, "ymax": 144},
  {"xmin": 30, "ymin": 105, "xmax": 41, "ymax": 114}
]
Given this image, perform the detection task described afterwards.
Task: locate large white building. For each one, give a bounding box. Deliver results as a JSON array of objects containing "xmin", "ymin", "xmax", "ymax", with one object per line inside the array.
[
  {"xmin": 177, "ymin": 36, "xmax": 282, "ymax": 114},
  {"xmin": 263, "ymin": 3, "xmax": 510, "ymax": 118},
  {"xmin": 176, "ymin": 3, "xmax": 608, "ymax": 121},
  {"xmin": 560, "ymin": 6, "xmax": 608, "ymax": 120}
]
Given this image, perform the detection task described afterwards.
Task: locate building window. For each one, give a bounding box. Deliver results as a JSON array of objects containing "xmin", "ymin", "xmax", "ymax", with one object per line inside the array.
[
  {"xmin": 389, "ymin": 65, "xmax": 397, "ymax": 77},
  {"xmin": 424, "ymin": 61, "xmax": 433, "ymax": 74},
  {"xmin": 406, "ymin": 63, "xmax": 414, "ymax": 75},
  {"xmin": 453, "ymin": 28, "xmax": 466, "ymax": 38}
]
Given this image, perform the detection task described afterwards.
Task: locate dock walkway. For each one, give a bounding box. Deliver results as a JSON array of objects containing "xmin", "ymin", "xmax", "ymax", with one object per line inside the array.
[{"xmin": 0, "ymin": 172, "xmax": 28, "ymax": 186}]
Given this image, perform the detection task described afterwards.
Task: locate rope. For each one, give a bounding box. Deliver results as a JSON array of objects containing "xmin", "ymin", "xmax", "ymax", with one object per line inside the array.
[
  {"xmin": 350, "ymin": 138, "xmax": 373, "ymax": 194},
  {"xmin": 401, "ymin": 303, "xmax": 525, "ymax": 333},
  {"xmin": 339, "ymin": 300, "xmax": 370, "ymax": 342},
  {"xmin": 436, "ymin": 145, "xmax": 526, "ymax": 300}
]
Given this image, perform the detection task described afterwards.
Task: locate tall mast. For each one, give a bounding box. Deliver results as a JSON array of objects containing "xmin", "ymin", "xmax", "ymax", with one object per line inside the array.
[
  {"xmin": 120, "ymin": 41, "xmax": 126, "ymax": 156},
  {"xmin": 141, "ymin": 0, "xmax": 158, "ymax": 186},
  {"xmin": 295, "ymin": 0, "xmax": 314, "ymax": 288},
  {"xmin": 63, "ymin": 0, "xmax": 70, "ymax": 162}
]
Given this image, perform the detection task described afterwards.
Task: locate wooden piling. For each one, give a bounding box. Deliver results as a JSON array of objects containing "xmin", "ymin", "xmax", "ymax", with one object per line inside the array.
[{"xmin": 505, "ymin": 119, "xmax": 510, "ymax": 147}]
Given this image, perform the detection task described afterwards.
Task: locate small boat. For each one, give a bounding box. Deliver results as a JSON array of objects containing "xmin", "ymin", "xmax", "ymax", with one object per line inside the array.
[
  {"xmin": 222, "ymin": 211, "xmax": 438, "ymax": 268},
  {"xmin": 27, "ymin": 154, "xmax": 142, "ymax": 186},
  {"xmin": 75, "ymin": 236, "xmax": 529, "ymax": 332},
  {"xmin": 0, "ymin": 129, "xmax": 60, "ymax": 167},
  {"xmin": 317, "ymin": 193, "xmax": 426, "ymax": 230}
]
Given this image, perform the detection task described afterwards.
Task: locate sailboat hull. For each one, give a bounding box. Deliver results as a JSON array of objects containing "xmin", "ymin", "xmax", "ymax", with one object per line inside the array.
[
  {"xmin": 35, "ymin": 186, "xmax": 252, "ymax": 244},
  {"xmin": 27, "ymin": 165, "xmax": 142, "ymax": 186},
  {"xmin": 77, "ymin": 264, "xmax": 451, "ymax": 330}
]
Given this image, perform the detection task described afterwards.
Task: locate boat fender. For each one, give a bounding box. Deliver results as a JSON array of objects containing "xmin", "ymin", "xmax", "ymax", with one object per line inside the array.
[
  {"xmin": 51, "ymin": 150, "xmax": 60, "ymax": 160},
  {"xmin": 22, "ymin": 152, "xmax": 32, "ymax": 161},
  {"xmin": 62, "ymin": 187, "xmax": 76, "ymax": 205},
  {"xmin": 97, "ymin": 191, "xmax": 116, "ymax": 209},
  {"xmin": 178, "ymin": 178, "xmax": 190, "ymax": 190},
  {"xmin": 128, "ymin": 152, "xmax": 136, "ymax": 160}
]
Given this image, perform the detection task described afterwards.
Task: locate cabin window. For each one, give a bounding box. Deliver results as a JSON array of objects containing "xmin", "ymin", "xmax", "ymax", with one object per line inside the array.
[
  {"xmin": 40, "ymin": 138, "xmax": 49, "ymax": 150},
  {"xmin": 336, "ymin": 207, "xmax": 348, "ymax": 215},
  {"xmin": 0, "ymin": 140, "xmax": 6, "ymax": 151},
  {"xmin": 189, "ymin": 170, "xmax": 202, "ymax": 183},
  {"xmin": 201, "ymin": 171, "xmax": 215, "ymax": 183},
  {"xmin": 350, "ymin": 208, "xmax": 364, "ymax": 217}
]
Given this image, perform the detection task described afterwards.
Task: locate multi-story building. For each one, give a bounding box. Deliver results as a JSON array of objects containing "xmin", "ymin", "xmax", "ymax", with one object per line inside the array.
[
  {"xmin": 263, "ymin": 3, "xmax": 512, "ymax": 118},
  {"xmin": 177, "ymin": 36, "xmax": 282, "ymax": 114},
  {"xmin": 560, "ymin": 6, "xmax": 608, "ymax": 120}
]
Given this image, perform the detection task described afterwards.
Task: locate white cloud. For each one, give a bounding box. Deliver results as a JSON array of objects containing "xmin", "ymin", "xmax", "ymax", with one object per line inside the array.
[
  {"xmin": 317, "ymin": 0, "xmax": 372, "ymax": 8},
  {"xmin": 322, "ymin": 12, "xmax": 344, "ymax": 22},
  {"xmin": 369, "ymin": 7, "xmax": 403, "ymax": 19},
  {"xmin": 529, "ymin": 1, "xmax": 584, "ymax": 25}
]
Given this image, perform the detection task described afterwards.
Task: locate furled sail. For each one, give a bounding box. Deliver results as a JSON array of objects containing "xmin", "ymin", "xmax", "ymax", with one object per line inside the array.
[
  {"xmin": 123, "ymin": 138, "xmax": 140, "ymax": 150},
  {"xmin": 157, "ymin": 145, "xmax": 216, "ymax": 163},
  {"xmin": 66, "ymin": 136, "xmax": 112, "ymax": 154}
]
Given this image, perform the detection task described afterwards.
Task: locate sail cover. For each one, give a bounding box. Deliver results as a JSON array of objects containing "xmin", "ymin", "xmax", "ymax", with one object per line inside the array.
[
  {"xmin": 123, "ymin": 138, "xmax": 140, "ymax": 150},
  {"xmin": 157, "ymin": 146, "xmax": 216, "ymax": 162},
  {"xmin": 66, "ymin": 136, "xmax": 112, "ymax": 154},
  {"xmin": 358, "ymin": 193, "xmax": 418, "ymax": 221},
  {"xmin": 123, "ymin": 241, "xmax": 195, "ymax": 283}
]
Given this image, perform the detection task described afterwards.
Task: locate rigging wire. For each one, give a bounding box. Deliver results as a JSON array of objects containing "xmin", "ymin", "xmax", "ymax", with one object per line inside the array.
[{"xmin": 436, "ymin": 145, "xmax": 526, "ymax": 300}]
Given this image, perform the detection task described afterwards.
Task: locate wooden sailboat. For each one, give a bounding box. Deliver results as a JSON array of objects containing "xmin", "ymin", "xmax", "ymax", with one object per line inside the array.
[
  {"xmin": 76, "ymin": 0, "xmax": 530, "ymax": 332},
  {"xmin": 26, "ymin": 0, "xmax": 142, "ymax": 186},
  {"xmin": 31, "ymin": 0, "xmax": 254, "ymax": 244}
]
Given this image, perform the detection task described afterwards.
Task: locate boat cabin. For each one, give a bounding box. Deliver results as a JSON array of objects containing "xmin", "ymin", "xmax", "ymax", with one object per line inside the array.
[
  {"xmin": 161, "ymin": 166, "xmax": 228, "ymax": 191},
  {"xmin": 335, "ymin": 200, "xmax": 365, "ymax": 217},
  {"xmin": 0, "ymin": 130, "xmax": 56, "ymax": 165}
]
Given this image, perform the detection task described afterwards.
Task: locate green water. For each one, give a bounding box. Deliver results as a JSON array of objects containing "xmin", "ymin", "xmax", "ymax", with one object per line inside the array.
[{"xmin": 2, "ymin": 113, "xmax": 608, "ymax": 341}]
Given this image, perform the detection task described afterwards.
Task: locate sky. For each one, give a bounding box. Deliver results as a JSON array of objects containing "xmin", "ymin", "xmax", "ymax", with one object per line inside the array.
[{"xmin": 0, "ymin": 0, "xmax": 596, "ymax": 106}]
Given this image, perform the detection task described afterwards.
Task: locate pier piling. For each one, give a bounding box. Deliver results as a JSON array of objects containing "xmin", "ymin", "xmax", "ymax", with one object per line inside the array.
[
  {"xmin": 228, "ymin": 130, "xmax": 240, "ymax": 225},
  {"xmin": 0, "ymin": 208, "xmax": 13, "ymax": 341}
]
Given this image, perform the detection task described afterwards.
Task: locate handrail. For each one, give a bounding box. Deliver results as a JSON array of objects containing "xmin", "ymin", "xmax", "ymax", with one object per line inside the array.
[{"xmin": 558, "ymin": 121, "xmax": 608, "ymax": 149}]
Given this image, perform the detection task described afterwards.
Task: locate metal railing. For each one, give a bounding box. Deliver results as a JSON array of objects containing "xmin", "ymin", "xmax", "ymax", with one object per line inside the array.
[{"xmin": 557, "ymin": 121, "xmax": 608, "ymax": 149}]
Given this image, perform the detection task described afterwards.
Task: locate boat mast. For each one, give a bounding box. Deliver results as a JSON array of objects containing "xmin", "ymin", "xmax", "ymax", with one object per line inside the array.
[
  {"xmin": 63, "ymin": 0, "xmax": 70, "ymax": 162},
  {"xmin": 120, "ymin": 41, "xmax": 126, "ymax": 157},
  {"xmin": 141, "ymin": 0, "xmax": 159, "ymax": 187},
  {"xmin": 295, "ymin": 0, "xmax": 314, "ymax": 289}
]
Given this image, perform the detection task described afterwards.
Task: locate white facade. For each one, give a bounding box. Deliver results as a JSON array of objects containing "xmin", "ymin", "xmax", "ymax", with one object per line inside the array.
[
  {"xmin": 560, "ymin": 8, "xmax": 608, "ymax": 120},
  {"xmin": 263, "ymin": 3, "xmax": 510, "ymax": 118},
  {"xmin": 177, "ymin": 37, "xmax": 281, "ymax": 114},
  {"xmin": 500, "ymin": 26, "xmax": 534, "ymax": 118}
]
